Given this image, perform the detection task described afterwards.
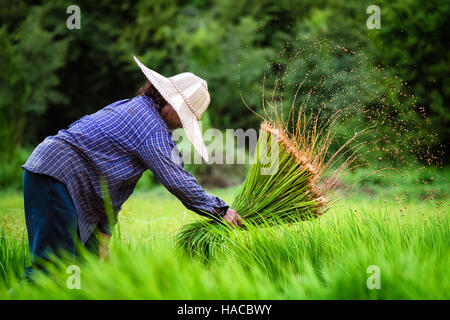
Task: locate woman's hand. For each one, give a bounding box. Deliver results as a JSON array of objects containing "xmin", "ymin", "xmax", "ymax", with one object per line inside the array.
[{"xmin": 222, "ymin": 208, "xmax": 243, "ymax": 228}]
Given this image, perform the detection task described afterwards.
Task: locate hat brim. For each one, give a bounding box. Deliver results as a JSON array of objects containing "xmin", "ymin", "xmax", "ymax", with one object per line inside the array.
[{"xmin": 134, "ymin": 56, "xmax": 209, "ymax": 162}]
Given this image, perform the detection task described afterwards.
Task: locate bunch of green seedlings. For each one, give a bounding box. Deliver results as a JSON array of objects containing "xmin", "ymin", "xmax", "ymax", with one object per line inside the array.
[{"xmin": 176, "ymin": 98, "xmax": 360, "ymax": 259}]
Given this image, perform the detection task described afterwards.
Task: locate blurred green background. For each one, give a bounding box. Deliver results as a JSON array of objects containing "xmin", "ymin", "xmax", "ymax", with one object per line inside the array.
[{"xmin": 0, "ymin": 0, "xmax": 448, "ymax": 190}]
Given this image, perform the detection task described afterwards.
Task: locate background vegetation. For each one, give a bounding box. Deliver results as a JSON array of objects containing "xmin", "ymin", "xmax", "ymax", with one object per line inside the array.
[{"xmin": 0, "ymin": 0, "xmax": 448, "ymax": 190}]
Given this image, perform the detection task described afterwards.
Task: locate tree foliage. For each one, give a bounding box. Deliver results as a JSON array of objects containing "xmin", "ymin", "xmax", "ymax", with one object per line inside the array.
[{"xmin": 0, "ymin": 0, "xmax": 448, "ymax": 169}]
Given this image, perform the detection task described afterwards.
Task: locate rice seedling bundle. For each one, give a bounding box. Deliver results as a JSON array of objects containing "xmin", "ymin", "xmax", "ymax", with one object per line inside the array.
[{"xmin": 176, "ymin": 104, "xmax": 358, "ymax": 259}]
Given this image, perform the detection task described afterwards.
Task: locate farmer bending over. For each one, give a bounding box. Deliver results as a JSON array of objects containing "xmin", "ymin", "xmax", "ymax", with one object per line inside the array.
[{"xmin": 22, "ymin": 56, "xmax": 242, "ymax": 277}]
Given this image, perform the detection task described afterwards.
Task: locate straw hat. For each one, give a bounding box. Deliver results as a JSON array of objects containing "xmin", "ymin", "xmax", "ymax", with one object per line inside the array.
[{"xmin": 133, "ymin": 55, "xmax": 210, "ymax": 161}]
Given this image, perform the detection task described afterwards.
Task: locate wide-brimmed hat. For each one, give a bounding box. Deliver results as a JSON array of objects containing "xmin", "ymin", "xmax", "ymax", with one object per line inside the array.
[{"xmin": 133, "ymin": 56, "xmax": 210, "ymax": 161}]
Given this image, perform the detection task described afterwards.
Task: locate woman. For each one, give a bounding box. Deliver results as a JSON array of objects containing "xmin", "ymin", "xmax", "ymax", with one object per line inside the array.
[{"xmin": 22, "ymin": 56, "xmax": 242, "ymax": 279}]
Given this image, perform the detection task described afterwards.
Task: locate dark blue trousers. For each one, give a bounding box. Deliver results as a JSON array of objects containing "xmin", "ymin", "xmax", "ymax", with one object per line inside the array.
[{"xmin": 23, "ymin": 170, "xmax": 98, "ymax": 279}]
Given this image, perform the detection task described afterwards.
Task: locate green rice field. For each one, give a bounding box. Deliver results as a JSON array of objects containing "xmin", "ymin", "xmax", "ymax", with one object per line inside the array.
[{"xmin": 0, "ymin": 169, "xmax": 449, "ymax": 299}]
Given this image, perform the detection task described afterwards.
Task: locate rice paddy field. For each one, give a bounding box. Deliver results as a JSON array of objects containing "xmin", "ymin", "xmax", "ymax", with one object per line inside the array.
[{"xmin": 0, "ymin": 168, "xmax": 448, "ymax": 300}]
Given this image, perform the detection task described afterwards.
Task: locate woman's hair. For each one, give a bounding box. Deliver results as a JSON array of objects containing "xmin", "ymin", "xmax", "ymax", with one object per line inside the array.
[{"xmin": 136, "ymin": 80, "xmax": 167, "ymax": 111}]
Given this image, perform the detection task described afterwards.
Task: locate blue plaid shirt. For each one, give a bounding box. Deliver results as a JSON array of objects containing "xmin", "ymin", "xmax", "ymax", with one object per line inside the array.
[{"xmin": 23, "ymin": 96, "xmax": 229, "ymax": 244}]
